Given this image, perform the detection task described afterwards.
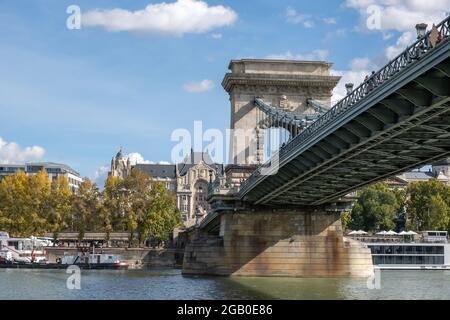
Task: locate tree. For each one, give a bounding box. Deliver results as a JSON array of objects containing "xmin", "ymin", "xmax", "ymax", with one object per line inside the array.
[
  {"xmin": 349, "ymin": 182, "xmax": 398, "ymax": 232},
  {"xmin": 103, "ymin": 175, "xmax": 124, "ymax": 232},
  {"xmin": 71, "ymin": 178, "xmax": 102, "ymax": 241},
  {"xmin": 47, "ymin": 176, "xmax": 72, "ymax": 240},
  {"xmin": 0, "ymin": 170, "xmax": 53, "ymax": 236},
  {"xmin": 140, "ymin": 181, "xmax": 182, "ymax": 246},
  {"xmin": 407, "ymin": 179, "xmax": 450, "ymax": 231},
  {"xmin": 341, "ymin": 211, "xmax": 352, "ymax": 232},
  {"xmin": 0, "ymin": 171, "xmax": 29, "ymax": 236}
]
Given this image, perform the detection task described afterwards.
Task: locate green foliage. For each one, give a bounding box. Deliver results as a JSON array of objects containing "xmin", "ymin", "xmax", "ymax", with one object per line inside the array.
[
  {"xmin": 406, "ymin": 179, "xmax": 450, "ymax": 231},
  {"xmin": 349, "ymin": 182, "xmax": 398, "ymax": 232},
  {"xmin": 71, "ymin": 179, "xmax": 102, "ymax": 241},
  {"xmin": 341, "ymin": 211, "xmax": 352, "ymax": 232}
]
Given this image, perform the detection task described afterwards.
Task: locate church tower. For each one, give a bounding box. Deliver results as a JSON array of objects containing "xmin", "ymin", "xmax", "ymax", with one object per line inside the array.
[{"xmin": 109, "ymin": 149, "xmax": 131, "ymax": 179}]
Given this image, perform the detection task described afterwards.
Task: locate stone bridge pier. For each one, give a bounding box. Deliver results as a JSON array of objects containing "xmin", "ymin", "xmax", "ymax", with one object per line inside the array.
[
  {"xmin": 182, "ymin": 205, "xmax": 373, "ymax": 278},
  {"xmin": 182, "ymin": 59, "xmax": 374, "ymax": 278}
]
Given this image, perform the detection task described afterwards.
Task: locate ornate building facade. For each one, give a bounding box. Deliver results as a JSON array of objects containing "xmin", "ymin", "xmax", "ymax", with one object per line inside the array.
[
  {"xmin": 109, "ymin": 150, "xmax": 224, "ymax": 228},
  {"xmin": 386, "ymin": 159, "xmax": 450, "ymax": 189}
]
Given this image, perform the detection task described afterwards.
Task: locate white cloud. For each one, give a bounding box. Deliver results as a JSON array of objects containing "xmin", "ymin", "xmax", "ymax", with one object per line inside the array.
[
  {"xmin": 344, "ymin": 0, "xmax": 449, "ymax": 86},
  {"xmin": 182, "ymin": 79, "xmax": 214, "ymax": 93},
  {"xmin": 0, "ymin": 137, "xmax": 45, "ymax": 164},
  {"xmin": 345, "ymin": 0, "xmax": 450, "ymax": 33},
  {"xmin": 126, "ymin": 152, "xmax": 155, "ymax": 165},
  {"xmin": 382, "ymin": 33, "xmax": 394, "ymax": 41},
  {"xmin": 211, "ymin": 33, "xmax": 223, "ymax": 39},
  {"xmin": 323, "ymin": 17, "xmax": 337, "ymax": 25},
  {"xmin": 332, "ymin": 57, "xmax": 376, "ymax": 103},
  {"xmin": 350, "ymin": 57, "xmax": 371, "ymax": 71},
  {"xmin": 82, "ymin": 0, "xmax": 238, "ymax": 36},
  {"xmin": 158, "ymin": 161, "xmax": 171, "ymax": 165},
  {"xmin": 93, "ymin": 165, "xmax": 109, "ymax": 187},
  {"xmin": 285, "ymin": 7, "xmax": 314, "ymax": 28},
  {"xmin": 266, "ymin": 49, "xmax": 329, "ymax": 61},
  {"xmin": 385, "ymin": 31, "xmax": 416, "ymax": 60}
]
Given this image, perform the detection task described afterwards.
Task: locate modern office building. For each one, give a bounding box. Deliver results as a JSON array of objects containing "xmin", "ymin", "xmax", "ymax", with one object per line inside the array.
[{"xmin": 0, "ymin": 162, "xmax": 83, "ymax": 194}]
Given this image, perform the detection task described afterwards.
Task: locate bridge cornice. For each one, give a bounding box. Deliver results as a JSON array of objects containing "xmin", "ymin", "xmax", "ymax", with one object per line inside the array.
[{"xmin": 221, "ymin": 73, "xmax": 341, "ymax": 93}]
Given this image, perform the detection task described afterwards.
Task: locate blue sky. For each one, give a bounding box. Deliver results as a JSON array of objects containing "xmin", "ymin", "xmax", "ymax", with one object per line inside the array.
[{"xmin": 0, "ymin": 0, "xmax": 448, "ymax": 185}]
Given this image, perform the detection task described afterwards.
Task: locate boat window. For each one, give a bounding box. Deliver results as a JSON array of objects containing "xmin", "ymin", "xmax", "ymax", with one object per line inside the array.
[
  {"xmin": 373, "ymin": 246, "xmax": 382, "ymax": 254},
  {"xmin": 8, "ymin": 241, "xmax": 19, "ymax": 250},
  {"xmin": 425, "ymin": 246, "xmax": 434, "ymax": 254},
  {"xmin": 415, "ymin": 246, "xmax": 423, "ymax": 254},
  {"xmin": 394, "ymin": 246, "xmax": 403, "ymax": 254},
  {"xmin": 436, "ymin": 246, "xmax": 444, "ymax": 254},
  {"xmin": 385, "ymin": 256, "xmax": 395, "ymax": 264}
]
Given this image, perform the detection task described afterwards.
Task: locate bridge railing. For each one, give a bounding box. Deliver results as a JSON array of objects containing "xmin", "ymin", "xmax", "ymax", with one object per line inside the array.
[{"xmin": 240, "ymin": 16, "xmax": 450, "ymax": 194}]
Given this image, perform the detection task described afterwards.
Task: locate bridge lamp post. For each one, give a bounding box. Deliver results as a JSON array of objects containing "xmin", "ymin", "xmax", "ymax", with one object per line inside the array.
[
  {"xmin": 415, "ymin": 23, "xmax": 428, "ymax": 39},
  {"xmin": 345, "ymin": 83, "xmax": 354, "ymax": 95}
]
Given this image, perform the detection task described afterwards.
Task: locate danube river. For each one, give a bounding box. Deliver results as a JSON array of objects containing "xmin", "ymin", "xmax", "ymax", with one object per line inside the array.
[{"xmin": 0, "ymin": 269, "xmax": 449, "ymax": 300}]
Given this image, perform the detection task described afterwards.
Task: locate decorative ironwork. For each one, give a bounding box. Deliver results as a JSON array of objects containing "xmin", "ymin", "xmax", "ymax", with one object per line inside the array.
[
  {"xmin": 254, "ymin": 98, "xmax": 323, "ymax": 129},
  {"xmin": 240, "ymin": 16, "xmax": 450, "ymax": 193}
]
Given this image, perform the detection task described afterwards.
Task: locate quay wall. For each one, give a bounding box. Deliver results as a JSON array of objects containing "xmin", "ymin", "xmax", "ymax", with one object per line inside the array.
[{"xmin": 45, "ymin": 247, "xmax": 184, "ymax": 269}]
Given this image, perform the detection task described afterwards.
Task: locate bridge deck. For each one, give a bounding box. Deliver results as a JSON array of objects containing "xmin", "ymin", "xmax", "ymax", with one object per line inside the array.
[{"xmin": 239, "ymin": 18, "xmax": 450, "ymax": 205}]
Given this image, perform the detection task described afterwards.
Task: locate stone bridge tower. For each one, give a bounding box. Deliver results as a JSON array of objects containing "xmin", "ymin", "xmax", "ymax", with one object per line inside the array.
[{"xmin": 222, "ymin": 59, "xmax": 340, "ymax": 165}]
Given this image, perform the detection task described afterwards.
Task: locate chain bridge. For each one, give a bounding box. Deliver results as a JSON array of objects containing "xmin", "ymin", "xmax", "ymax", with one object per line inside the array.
[{"xmin": 182, "ymin": 17, "xmax": 450, "ymax": 278}]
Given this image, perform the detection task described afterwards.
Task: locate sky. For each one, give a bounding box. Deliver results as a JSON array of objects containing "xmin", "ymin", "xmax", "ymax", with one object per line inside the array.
[{"xmin": 0, "ymin": 0, "xmax": 449, "ymax": 186}]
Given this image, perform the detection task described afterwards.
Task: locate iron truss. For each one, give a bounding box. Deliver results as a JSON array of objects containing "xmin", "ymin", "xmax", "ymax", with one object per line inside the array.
[{"xmin": 239, "ymin": 15, "xmax": 450, "ymax": 206}]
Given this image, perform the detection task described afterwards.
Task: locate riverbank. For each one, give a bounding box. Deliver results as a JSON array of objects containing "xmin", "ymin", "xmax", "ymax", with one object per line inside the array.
[{"xmin": 44, "ymin": 247, "xmax": 184, "ymax": 269}]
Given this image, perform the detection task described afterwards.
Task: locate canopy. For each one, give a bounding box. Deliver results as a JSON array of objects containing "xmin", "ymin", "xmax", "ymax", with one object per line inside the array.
[
  {"xmin": 386, "ymin": 230, "xmax": 398, "ymax": 236},
  {"xmin": 376, "ymin": 231, "xmax": 388, "ymax": 235},
  {"xmin": 405, "ymin": 231, "xmax": 418, "ymax": 236},
  {"xmin": 348, "ymin": 230, "xmax": 368, "ymax": 235}
]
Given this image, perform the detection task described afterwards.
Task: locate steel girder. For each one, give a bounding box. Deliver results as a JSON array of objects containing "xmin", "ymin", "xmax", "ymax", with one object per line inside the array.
[{"xmin": 239, "ymin": 38, "xmax": 450, "ymax": 206}]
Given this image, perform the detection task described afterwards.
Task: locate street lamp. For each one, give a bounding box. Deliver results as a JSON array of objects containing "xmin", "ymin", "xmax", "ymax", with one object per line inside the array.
[
  {"xmin": 415, "ymin": 23, "xmax": 428, "ymax": 39},
  {"xmin": 345, "ymin": 83, "xmax": 354, "ymax": 95}
]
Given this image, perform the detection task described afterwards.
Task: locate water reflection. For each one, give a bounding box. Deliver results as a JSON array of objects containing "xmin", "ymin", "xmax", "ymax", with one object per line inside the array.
[{"xmin": 0, "ymin": 269, "xmax": 449, "ymax": 300}]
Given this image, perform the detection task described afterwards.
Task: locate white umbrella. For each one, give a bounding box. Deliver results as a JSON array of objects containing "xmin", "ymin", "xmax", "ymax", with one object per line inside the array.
[
  {"xmin": 376, "ymin": 231, "xmax": 387, "ymax": 235},
  {"xmin": 386, "ymin": 230, "xmax": 398, "ymax": 236},
  {"xmin": 398, "ymin": 231, "xmax": 408, "ymax": 236},
  {"xmin": 405, "ymin": 231, "xmax": 418, "ymax": 236},
  {"xmin": 348, "ymin": 230, "xmax": 367, "ymax": 235}
]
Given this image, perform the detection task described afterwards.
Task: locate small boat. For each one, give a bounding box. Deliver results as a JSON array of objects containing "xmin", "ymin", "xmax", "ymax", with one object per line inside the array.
[
  {"xmin": 0, "ymin": 232, "xmax": 128, "ymax": 270},
  {"xmin": 0, "ymin": 235, "xmax": 47, "ymax": 263}
]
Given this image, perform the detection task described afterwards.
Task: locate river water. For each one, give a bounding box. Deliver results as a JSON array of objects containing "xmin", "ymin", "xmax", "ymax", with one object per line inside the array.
[{"xmin": 0, "ymin": 269, "xmax": 449, "ymax": 300}]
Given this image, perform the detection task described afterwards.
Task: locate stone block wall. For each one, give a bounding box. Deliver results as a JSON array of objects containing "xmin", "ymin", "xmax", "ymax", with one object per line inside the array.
[{"xmin": 183, "ymin": 209, "xmax": 373, "ymax": 278}]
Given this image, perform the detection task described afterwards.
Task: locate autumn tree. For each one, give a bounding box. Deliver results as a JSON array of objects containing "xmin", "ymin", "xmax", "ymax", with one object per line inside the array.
[
  {"xmin": 0, "ymin": 170, "xmax": 51, "ymax": 236},
  {"xmin": 71, "ymin": 178, "xmax": 102, "ymax": 241},
  {"xmin": 103, "ymin": 175, "xmax": 124, "ymax": 232},
  {"xmin": 47, "ymin": 175, "xmax": 73, "ymax": 240}
]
